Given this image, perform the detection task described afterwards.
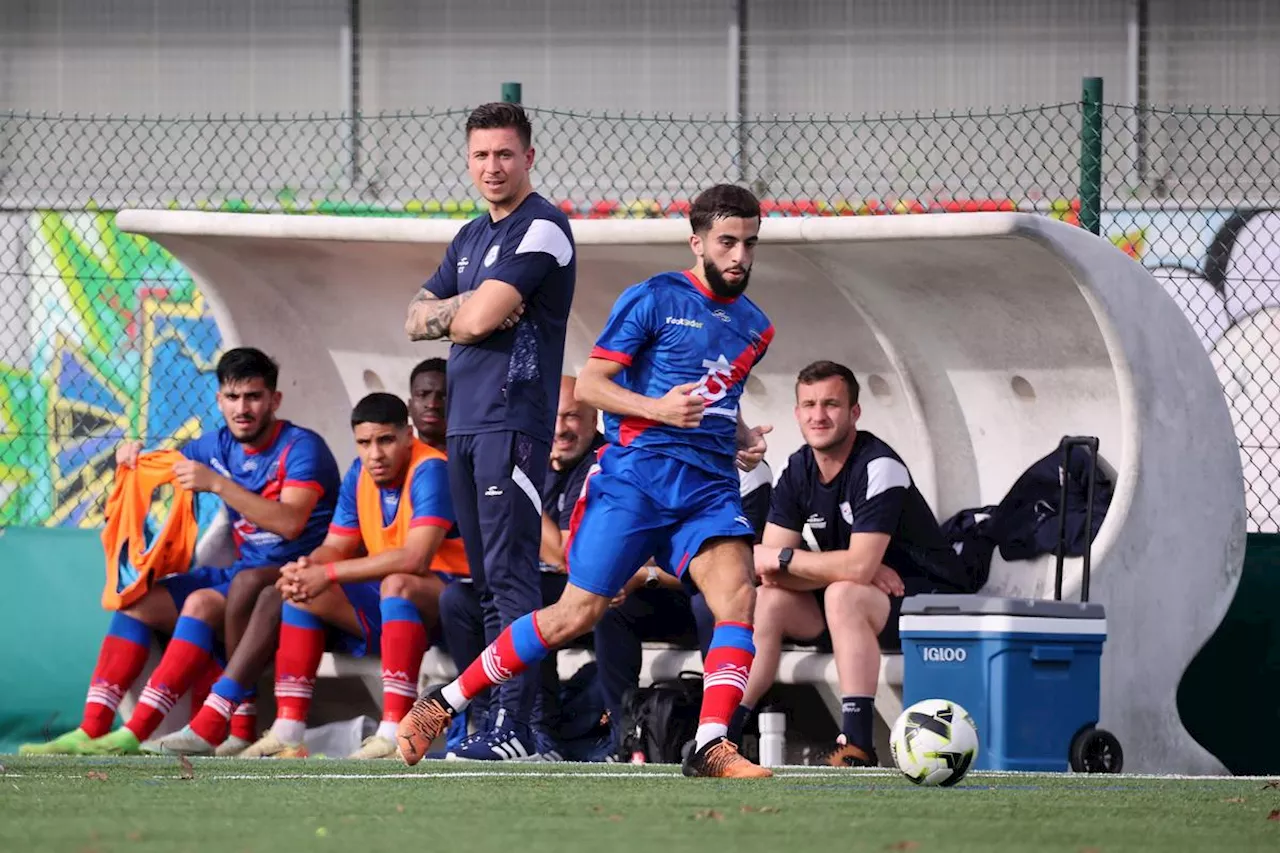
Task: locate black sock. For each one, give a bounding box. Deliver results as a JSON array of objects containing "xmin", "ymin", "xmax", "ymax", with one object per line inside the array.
[
  {"xmin": 727, "ymin": 704, "xmax": 753, "ymax": 745},
  {"xmin": 841, "ymin": 696, "xmax": 874, "ymax": 752}
]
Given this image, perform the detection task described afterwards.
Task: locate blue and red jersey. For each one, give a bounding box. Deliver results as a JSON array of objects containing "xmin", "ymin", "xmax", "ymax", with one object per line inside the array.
[
  {"xmin": 589, "ymin": 270, "xmax": 774, "ymax": 479},
  {"xmin": 180, "ymin": 420, "xmax": 340, "ymax": 567}
]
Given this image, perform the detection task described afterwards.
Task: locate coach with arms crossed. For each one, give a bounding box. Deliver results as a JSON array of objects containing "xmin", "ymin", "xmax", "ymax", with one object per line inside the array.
[{"xmin": 730, "ymin": 360, "xmax": 967, "ymax": 767}]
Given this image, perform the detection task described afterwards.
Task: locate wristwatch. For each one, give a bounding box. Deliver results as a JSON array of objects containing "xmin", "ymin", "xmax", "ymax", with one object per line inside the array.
[
  {"xmin": 778, "ymin": 547, "xmax": 794, "ymax": 574},
  {"xmin": 644, "ymin": 566, "xmax": 661, "ymax": 589}
]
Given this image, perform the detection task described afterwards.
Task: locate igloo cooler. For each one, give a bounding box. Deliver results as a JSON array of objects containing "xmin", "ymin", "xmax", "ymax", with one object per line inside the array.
[{"xmin": 899, "ymin": 593, "xmax": 1120, "ymax": 772}]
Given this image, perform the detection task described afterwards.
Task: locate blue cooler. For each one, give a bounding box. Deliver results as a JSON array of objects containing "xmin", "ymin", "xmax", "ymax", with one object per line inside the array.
[{"xmin": 899, "ymin": 593, "xmax": 1109, "ymax": 772}]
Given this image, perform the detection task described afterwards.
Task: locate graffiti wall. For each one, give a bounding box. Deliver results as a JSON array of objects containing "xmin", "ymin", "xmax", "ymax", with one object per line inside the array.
[
  {"xmin": 0, "ymin": 203, "xmax": 1276, "ymax": 529},
  {"xmin": 0, "ymin": 212, "xmax": 223, "ymax": 527}
]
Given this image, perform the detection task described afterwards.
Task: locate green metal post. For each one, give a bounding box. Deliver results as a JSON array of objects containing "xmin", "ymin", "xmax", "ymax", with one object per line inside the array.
[
  {"xmin": 1079, "ymin": 76, "xmax": 1104, "ymax": 235},
  {"xmin": 501, "ymin": 82, "xmax": 523, "ymax": 104}
]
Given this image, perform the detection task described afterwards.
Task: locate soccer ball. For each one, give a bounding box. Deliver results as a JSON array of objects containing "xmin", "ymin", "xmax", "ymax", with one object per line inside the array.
[{"xmin": 889, "ymin": 698, "xmax": 980, "ymax": 787}]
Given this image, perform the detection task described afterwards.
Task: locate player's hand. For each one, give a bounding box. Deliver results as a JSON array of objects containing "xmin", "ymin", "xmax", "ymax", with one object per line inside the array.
[
  {"xmin": 652, "ymin": 382, "xmax": 707, "ymax": 429},
  {"xmin": 752, "ymin": 544, "xmax": 783, "ymax": 585},
  {"xmin": 115, "ymin": 440, "xmax": 144, "ymax": 469},
  {"xmin": 498, "ymin": 303, "xmax": 525, "ymax": 331},
  {"xmin": 171, "ymin": 459, "xmax": 221, "ymax": 493},
  {"xmin": 871, "ymin": 565, "xmax": 905, "ymax": 597},
  {"xmin": 735, "ymin": 424, "xmax": 772, "ymax": 471},
  {"xmin": 609, "ymin": 568, "xmax": 650, "ymax": 608}
]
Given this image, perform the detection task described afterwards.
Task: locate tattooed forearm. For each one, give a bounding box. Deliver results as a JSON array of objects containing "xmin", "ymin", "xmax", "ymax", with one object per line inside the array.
[{"xmin": 405, "ymin": 290, "xmax": 475, "ymax": 341}]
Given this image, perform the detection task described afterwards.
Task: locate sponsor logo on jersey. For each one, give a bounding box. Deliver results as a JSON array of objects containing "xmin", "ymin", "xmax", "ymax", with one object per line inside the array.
[
  {"xmin": 457, "ymin": 256, "xmax": 470, "ymax": 274},
  {"xmin": 484, "ymin": 485, "xmax": 504, "ymax": 497},
  {"xmin": 806, "ymin": 512, "xmax": 827, "ymax": 530},
  {"xmin": 712, "ymin": 309, "xmax": 731, "ymax": 323},
  {"xmin": 666, "ymin": 316, "xmax": 704, "ymax": 329}
]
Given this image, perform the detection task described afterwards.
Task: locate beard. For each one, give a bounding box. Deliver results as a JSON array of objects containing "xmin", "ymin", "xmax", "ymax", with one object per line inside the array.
[{"xmin": 704, "ymin": 257, "xmax": 751, "ymax": 299}]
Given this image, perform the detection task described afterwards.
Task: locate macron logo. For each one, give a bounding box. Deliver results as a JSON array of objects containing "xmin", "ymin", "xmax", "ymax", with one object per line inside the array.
[
  {"xmin": 457, "ymin": 256, "xmax": 470, "ymax": 274},
  {"xmin": 666, "ymin": 316, "xmax": 704, "ymax": 329},
  {"xmin": 484, "ymin": 485, "xmax": 504, "ymax": 497}
]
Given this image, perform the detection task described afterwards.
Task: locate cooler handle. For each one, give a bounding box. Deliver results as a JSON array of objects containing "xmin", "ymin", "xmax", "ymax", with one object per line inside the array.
[
  {"xmin": 1054, "ymin": 435, "xmax": 1099, "ymax": 604},
  {"xmin": 1031, "ymin": 646, "xmax": 1075, "ymax": 663}
]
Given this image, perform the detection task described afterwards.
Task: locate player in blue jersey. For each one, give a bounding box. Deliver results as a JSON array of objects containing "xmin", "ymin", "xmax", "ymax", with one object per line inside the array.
[
  {"xmin": 404, "ymin": 101, "xmax": 576, "ymax": 760},
  {"xmin": 22, "ymin": 347, "xmax": 341, "ymax": 756},
  {"xmin": 398, "ymin": 184, "xmax": 776, "ymax": 779}
]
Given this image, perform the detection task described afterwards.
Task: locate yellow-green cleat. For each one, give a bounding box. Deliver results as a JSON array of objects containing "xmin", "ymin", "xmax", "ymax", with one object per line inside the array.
[
  {"xmin": 18, "ymin": 728, "xmax": 93, "ymax": 756},
  {"xmin": 79, "ymin": 728, "xmax": 143, "ymax": 756}
]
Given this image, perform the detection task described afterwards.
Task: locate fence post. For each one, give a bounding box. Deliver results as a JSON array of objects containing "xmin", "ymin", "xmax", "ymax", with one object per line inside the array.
[
  {"xmin": 501, "ymin": 82, "xmax": 523, "ymax": 104},
  {"xmin": 1079, "ymin": 76, "xmax": 1104, "ymax": 235}
]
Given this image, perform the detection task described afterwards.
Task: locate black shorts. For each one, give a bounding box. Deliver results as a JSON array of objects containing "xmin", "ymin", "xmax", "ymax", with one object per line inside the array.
[{"xmin": 788, "ymin": 575, "xmax": 940, "ymax": 654}]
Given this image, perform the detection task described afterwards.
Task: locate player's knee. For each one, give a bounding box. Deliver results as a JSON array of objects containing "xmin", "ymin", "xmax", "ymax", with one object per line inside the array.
[
  {"xmin": 380, "ymin": 573, "xmax": 416, "ymax": 599},
  {"xmin": 751, "ymin": 586, "xmax": 794, "ymax": 635},
  {"xmin": 824, "ymin": 580, "xmax": 888, "ymax": 631},
  {"xmin": 250, "ymin": 584, "xmax": 284, "ymax": 622},
  {"xmin": 181, "ymin": 588, "xmax": 226, "ymax": 623},
  {"xmin": 707, "ymin": 577, "xmax": 755, "ymax": 625}
]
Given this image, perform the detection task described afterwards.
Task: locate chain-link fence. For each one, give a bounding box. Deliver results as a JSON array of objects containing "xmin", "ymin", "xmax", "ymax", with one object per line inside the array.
[{"xmin": 2, "ymin": 93, "xmax": 1279, "ymax": 529}]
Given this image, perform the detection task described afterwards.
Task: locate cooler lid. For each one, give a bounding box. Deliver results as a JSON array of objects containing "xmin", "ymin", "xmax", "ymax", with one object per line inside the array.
[{"xmin": 900, "ymin": 593, "xmax": 1105, "ymax": 620}]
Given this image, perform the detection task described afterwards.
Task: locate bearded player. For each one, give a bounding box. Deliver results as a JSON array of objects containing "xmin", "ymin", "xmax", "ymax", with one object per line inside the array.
[{"xmin": 398, "ymin": 183, "xmax": 776, "ymax": 779}]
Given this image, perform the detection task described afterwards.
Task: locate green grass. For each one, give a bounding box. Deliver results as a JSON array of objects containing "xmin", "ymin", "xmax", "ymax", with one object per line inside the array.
[{"xmin": 1, "ymin": 757, "xmax": 1277, "ymax": 853}]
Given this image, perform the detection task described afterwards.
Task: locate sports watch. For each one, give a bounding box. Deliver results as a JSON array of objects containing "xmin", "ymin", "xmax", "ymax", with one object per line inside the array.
[{"xmin": 777, "ymin": 547, "xmax": 794, "ymax": 574}]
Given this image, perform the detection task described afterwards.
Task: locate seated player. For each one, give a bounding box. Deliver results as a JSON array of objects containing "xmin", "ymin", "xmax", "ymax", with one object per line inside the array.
[
  {"xmin": 436, "ymin": 374, "xmax": 603, "ymax": 760},
  {"xmin": 594, "ymin": 460, "xmax": 772, "ymax": 758},
  {"xmin": 732, "ymin": 360, "xmax": 969, "ymax": 766},
  {"xmin": 407, "ymin": 357, "xmax": 448, "ymax": 451},
  {"xmin": 163, "ymin": 358, "xmax": 454, "ymax": 756},
  {"xmin": 167, "ymin": 392, "xmax": 466, "ymax": 758},
  {"xmin": 397, "ymin": 183, "xmax": 777, "ymax": 779},
  {"xmin": 20, "ymin": 347, "xmax": 340, "ymax": 756}
]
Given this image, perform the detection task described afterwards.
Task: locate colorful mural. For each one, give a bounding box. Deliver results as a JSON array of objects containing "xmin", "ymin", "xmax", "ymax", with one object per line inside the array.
[{"xmin": 0, "ymin": 212, "xmax": 223, "ymax": 527}]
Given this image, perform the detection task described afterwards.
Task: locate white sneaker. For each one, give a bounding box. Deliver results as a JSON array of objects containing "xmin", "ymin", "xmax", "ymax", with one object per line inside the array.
[{"xmin": 159, "ymin": 726, "xmax": 216, "ymax": 757}]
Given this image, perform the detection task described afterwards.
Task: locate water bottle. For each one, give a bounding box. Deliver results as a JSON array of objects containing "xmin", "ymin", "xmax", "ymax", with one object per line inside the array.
[{"xmin": 757, "ymin": 710, "xmax": 786, "ymax": 767}]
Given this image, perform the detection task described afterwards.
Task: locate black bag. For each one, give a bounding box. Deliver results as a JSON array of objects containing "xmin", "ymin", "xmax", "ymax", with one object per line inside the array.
[
  {"xmin": 618, "ymin": 671, "xmax": 703, "ymax": 763},
  {"xmin": 938, "ymin": 504, "xmax": 999, "ymax": 592}
]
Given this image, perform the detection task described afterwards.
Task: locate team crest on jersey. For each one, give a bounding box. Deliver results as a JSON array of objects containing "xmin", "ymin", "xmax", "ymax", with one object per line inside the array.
[
  {"xmin": 484, "ymin": 244, "xmax": 500, "ymax": 267},
  {"xmin": 840, "ymin": 501, "xmax": 853, "ymax": 525}
]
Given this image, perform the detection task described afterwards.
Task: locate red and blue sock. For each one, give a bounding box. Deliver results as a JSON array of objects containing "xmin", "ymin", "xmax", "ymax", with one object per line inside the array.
[
  {"xmin": 125, "ymin": 616, "xmax": 216, "ymax": 741},
  {"xmin": 273, "ymin": 604, "xmax": 326, "ymax": 733},
  {"xmin": 379, "ymin": 597, "xmax": 428, "ymax": 725},
  {"xmin": 82, "ymin": 613, "xmax": 153, "ymax": 737},
  {"xmin": 696, "ymin": 622, "xmax": 755, "ymax": 750},
  {"xmin": 443, "ymin": 611, "xmax": 549, "ymax": 712},
  {"xmin": 189, "ymin": 675, "xmax": 254, "ymax": 746}
]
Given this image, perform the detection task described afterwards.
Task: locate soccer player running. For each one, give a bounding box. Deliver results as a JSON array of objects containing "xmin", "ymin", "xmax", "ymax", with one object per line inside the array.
[
  {"xmin": 399, "ymin": 184, "xmax": 777, "ymax": 779},
  {"xmin": 404, "ymin": 102, "xmax": 576, "ymax": 760},
  {"xmin": 21, "ymin": 347, "xmax": 340, "ymax": 756}
]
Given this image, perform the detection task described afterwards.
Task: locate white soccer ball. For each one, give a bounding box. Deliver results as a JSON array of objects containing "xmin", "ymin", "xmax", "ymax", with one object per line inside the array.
[{"xmin": 889, "ymin": 698, "xmax": 980, "ymax": 787}]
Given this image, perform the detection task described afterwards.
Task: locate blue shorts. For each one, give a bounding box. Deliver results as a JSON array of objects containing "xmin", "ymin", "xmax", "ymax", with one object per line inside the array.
[
  {"xmin": 331, "ymin": 580, "xmax": 383, "ymax": 658},
  {"xmin": 564, "ymin": 446, "xmax": 754, "ymax": 599},
  {"xmin": 160, "ymin": 564, "xmax": 247, "ymax": 613}
]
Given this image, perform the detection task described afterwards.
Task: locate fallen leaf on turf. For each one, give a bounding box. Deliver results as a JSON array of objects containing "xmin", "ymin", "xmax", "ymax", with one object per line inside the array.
[
  {"xmin": 694, "ymin": 810, "xmax": 724, "ymax": 821},
  {"xmin": 740, "ymin": 805, "xmax": 780, "ymax": 815},
  {"xmin": 607, "ymin": 815, "xmax": 624, "ymax": 822},
  {"xmin": 395, "ymin": 804, "xmax": 405, "ymax": 814},
  {"xmin": 85, "ymin": 771, "xmax": 108, "ymax": 781},
  {"xmin": 1224, "ymin": 797, "xmax": 1246, "ymax": 804},
  {"xmin": 1262, "ymin": 781, "xmax": 1280, "ymax": 790},
  {"xmin": 178, "ymin": 756, "xmax": 194, "ymax": 780},
  {"xmin": 590, "ymin": 805, "xmax": 603, "ymax": 813},
  {"xmin": 886, "ymin": 842, "xmax": 919, "ymax": 851},
  {"xmin": 1267, "ymin": 810, "xmax": 1280, "ymax": 822}
]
